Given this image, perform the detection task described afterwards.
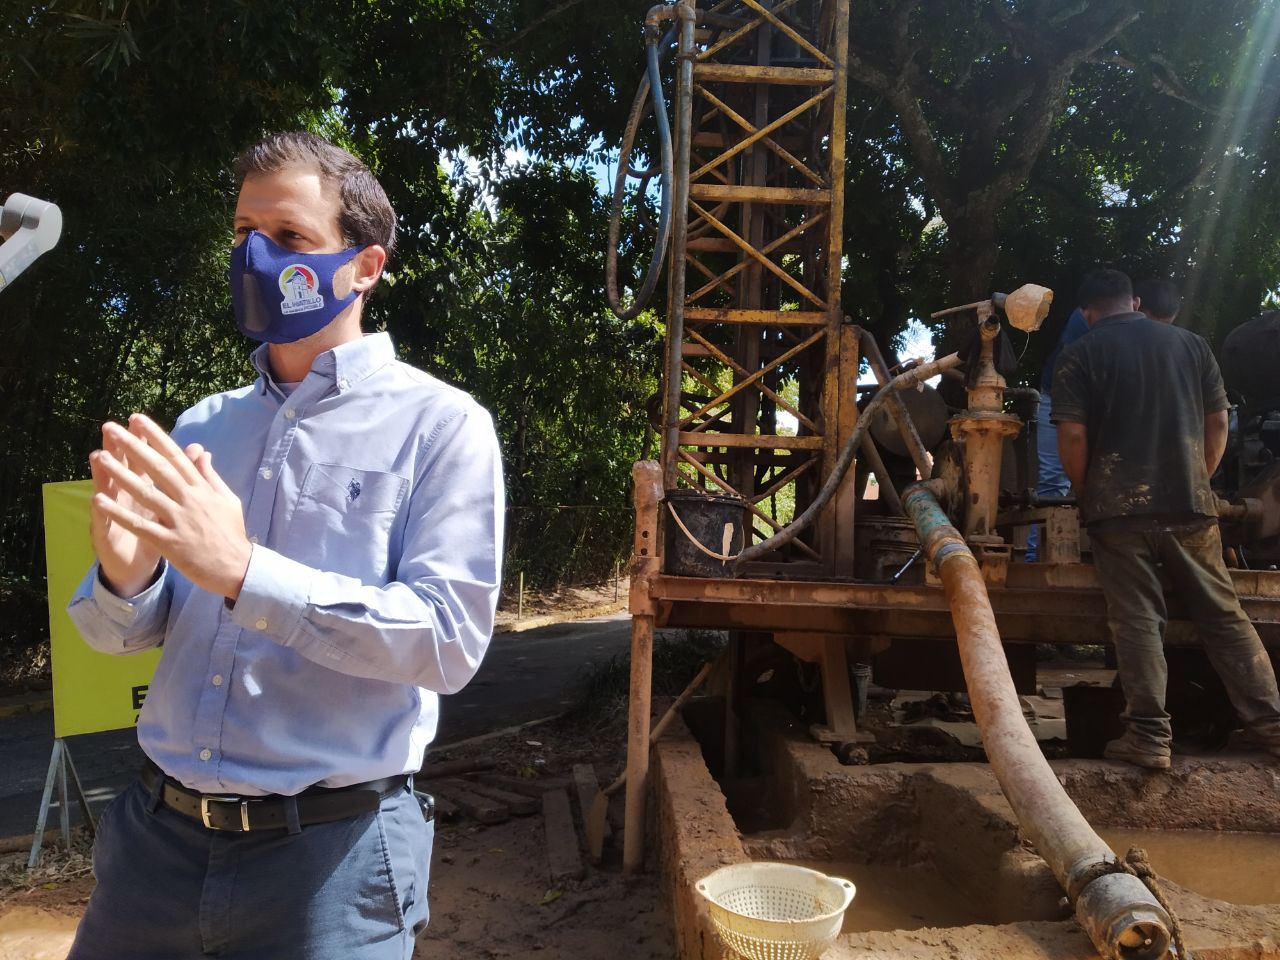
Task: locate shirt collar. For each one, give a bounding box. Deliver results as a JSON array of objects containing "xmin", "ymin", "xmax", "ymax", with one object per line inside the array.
[
  {"xmin": 1094, "ymin": 311, "xmax": 1146, "ymax": 328},
  {"xmin": 251, "ymin": 332, "xmax": 396, "ymax": 397}
]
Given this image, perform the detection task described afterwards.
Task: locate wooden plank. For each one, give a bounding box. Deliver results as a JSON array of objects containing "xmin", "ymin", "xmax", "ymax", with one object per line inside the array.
[
  {"xmin": 436, "ymin": 779, "xmax": 508, "ymax": 824},
  {"xmin": 689, "ymin": 183, "xmax": 831, "ymax": 205},
  {"xmin": 571, "ymin": 764, "xmax": 610, "ymax": 841},
  {"xmin": 472, "ymin": 773, "xmax": 571, "ymax": 798},
  {"xmin": 542, "ymin": 788, "xmax": 585, "ymax": 881},
  {"xmin": 678, "ymin": 431, "xmax": 824, "ymax": 450},
  {"xmin": 457, "ymin": 781, "xmax": 538, "ymax": 817},
  {"xmin": 418, "ymin": 758, "xmax": 496, "ymax": 781},
  {"xmin": 430, "ymin": 792, "xmax": 459, "ymax": 821},
  {"xmin": 693, "ymin": 62, "xmax": 834, "ymax": 85},
  {"xmin": 684, "ymin": 307, "xmax": 829, "ymax": 325}
]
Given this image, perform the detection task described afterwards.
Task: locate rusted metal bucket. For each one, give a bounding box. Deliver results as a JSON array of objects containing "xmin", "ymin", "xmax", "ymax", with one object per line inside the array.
[{"xmin": 663, "ymin": 489, "xmax": 747, "ymax": 578}]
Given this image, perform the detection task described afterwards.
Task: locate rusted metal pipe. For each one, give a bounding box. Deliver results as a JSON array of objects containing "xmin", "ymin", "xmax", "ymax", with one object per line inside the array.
[
  {"xmin": 1215, "ymin": 495, "xmax": 1263, "ymax": 524},
  {"xmin": 857, "ymin": 329, "xmax": 933, "ymax": 478},
  {"xmin": 659, "ymin": 0, "xmax": 698, "ymax": 490},
  {"xmin": 624, "ymin": 460, "xmax": 664, "ymax": 873},
  {"xmin": 734, "ymin": 352, "xmax": 962, "ymax": 566},
  {"xmin": 902, "ymin": 482, "xmax": 1173, "ymax": 960},
  {"xmin": 948, "ymin": 309, "xmax": 1021, "ymax": 538}
]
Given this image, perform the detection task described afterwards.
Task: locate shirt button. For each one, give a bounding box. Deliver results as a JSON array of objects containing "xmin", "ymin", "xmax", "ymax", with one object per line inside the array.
[
  {"xmin": 284, "ymin": 408, "xmax": 297, "ymax": 420},
  {"xmin": 249, "ymin": 535, "xmax": 259, "ymax": 545},
  {"xmin": 212, "ymin": 674, "xmax": 224, "ymax": 687},
  {"xmin": 255, "ymin": 617, "xmax": 268, "ymax": 630},
  {"xmin": 337, "ymin": 378, "xmax": 350, "ymax": 390},
  {"xmin": 260, "ymin": 467, "xmax": 273, "ymax": 480},
  {"xmin": 199, "ymin": 748, "xmax": 212, "ymax": 761}
]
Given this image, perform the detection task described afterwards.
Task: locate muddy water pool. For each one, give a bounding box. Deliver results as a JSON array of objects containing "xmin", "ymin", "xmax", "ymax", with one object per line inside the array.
[
  {"xmin": 1098, "ymin": 828, "xmax": 1280, "ymax": 905},
  {"xmin": 793, "ymin": 860, "xmax": 987, "ymax": 932}
]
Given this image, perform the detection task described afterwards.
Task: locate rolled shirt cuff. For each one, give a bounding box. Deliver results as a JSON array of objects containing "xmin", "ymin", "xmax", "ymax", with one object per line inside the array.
[{"xmin": 229, "ymin": 544, "xmax": 313, "ymax": 642}]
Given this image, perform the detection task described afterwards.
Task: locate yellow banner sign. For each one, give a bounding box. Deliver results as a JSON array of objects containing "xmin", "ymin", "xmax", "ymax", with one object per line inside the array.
[{"xmin": 42, "ymin": 481, "xmax": 160, "ymax": 739}]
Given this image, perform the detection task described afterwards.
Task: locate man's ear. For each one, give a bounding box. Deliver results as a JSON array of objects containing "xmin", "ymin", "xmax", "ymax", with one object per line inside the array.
[
  {"xmin": 1133, "ymin": 295, "xmax": 1142, "ymax": 313},
  {"xmin": 350, "ymin": 245, "xmax": 387, "ymax": 294}
]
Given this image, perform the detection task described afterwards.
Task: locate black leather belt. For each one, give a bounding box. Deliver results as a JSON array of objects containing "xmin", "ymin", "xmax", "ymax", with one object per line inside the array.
[{"xmin": 141, "ymin": 763, "xmax": 416, "ymax": 833}]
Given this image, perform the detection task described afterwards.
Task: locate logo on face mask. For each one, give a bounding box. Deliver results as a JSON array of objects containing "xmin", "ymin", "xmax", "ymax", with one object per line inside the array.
[
  {"xmin": 230, "ymin": 230, "xmax": 365, "ymax": 344},
  {"xmin": 278, "ymin": 264, "xmax": 325, "ymax": 315}
]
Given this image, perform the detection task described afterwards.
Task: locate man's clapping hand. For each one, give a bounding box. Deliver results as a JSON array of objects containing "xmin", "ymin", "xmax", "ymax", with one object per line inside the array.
[{"xmin": 88, "ymin": 414, "xmax": 252, "ymax": 601}]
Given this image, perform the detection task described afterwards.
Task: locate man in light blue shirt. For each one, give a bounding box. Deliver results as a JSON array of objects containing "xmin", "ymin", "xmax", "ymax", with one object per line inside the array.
[{"xmin": 65, "ymin": 132, "xmax": 503, "ymax": 960}]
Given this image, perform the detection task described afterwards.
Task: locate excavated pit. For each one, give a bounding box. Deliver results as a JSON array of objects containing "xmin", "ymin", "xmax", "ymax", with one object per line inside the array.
[{"xmin": 656, "ymin": 697, "xmax": 1280, "ymax": 960}]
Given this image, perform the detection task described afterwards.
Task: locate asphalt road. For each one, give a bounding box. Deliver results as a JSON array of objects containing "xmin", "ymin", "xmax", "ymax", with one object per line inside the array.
[{"xmin": 0, "ymin": 612, "xmax": 639, "ymax": 843}]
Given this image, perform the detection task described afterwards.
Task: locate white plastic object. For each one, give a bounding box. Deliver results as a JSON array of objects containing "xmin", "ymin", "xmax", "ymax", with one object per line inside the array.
[
  {"xmin": 0, "ymin": 193, "xmax": 62, "ymax": 291},
  {"xmin": 695, "ymin": 862, "xmax": 856, "ymax": 960},
  {"xmin": 1001, "ymin": 282, "xmax": 1053, "ymax": 333}
]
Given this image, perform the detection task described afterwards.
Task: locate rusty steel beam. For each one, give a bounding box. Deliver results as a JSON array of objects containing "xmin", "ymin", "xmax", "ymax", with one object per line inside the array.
[
  {"xmin": 688, "ymin": 183, "xmax": 832, "ymax": 205},
  {"xmin": 678, "ymin": 432, "xmax": 824, "ymax": 449},
  {"xmin": 650, "ymin": 573, "xmax": 1280, "ymax": 648},
  {"xmin": 693, "ymin": 63, "xmax": 835, "ymax": 84},
  {"xmin": 685, "ymin": 209, "xmax": 826, "ymax": 303},
  {"xmin": 683, "ymin": 307, "xmax": 829, "ymax": 324},
  {"xmin": 662, "ymin": 0, "xmax": 850, "ymax": 571},
  {"xmin": 695, "ymin": 0, "xmax": 806, "ymax": 62}
]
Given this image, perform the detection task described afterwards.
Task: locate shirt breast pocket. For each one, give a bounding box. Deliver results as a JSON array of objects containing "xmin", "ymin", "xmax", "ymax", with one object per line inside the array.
[{"xmin": 285, "ymin": 464, "xmax": 408, "ymax": 582}]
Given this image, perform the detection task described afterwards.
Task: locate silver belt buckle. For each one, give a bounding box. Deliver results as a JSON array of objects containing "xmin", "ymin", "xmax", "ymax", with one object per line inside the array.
[{"xmin": 200, "ymin": 794, "xmax": 251, "ymax": 831}]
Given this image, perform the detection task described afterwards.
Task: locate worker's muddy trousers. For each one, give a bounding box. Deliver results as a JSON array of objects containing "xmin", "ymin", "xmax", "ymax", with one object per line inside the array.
[
  {"xmin": 1090, "ymin": 520, "xmax": 1280, "ymax": 750},
  {"xmin": 66, "ymin": 778, "xmax": 432, "ymax": 960}
]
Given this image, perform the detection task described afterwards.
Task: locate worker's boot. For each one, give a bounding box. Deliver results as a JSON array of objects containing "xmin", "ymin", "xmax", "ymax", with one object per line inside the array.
[
  {"xmin": 1103, "ymin": 733, "xmax": 1171, "ymax": 770},
  {"xmin": 1243, "ymin": 725, "xmax": 1280, "ymax": 759}
]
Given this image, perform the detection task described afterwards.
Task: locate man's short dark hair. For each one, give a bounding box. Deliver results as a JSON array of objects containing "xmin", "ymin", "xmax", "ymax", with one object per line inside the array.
[
  {"xmin": 1134, "ymin": 278, "xmax": 1181, "ymax": 320},
  {"xmin": 234, "ymin": 132, "xmax": 397, "ymax": 260},
  {"xmin": 1077, "ymin": 269, "xmax": 1133, "ymax": 312}
]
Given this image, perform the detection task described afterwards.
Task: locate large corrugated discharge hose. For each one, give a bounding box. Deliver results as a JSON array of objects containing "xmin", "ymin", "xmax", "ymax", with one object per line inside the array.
[{"xmin": 902, "ymin": 481, "xmax": 1174, "ymax": 960}]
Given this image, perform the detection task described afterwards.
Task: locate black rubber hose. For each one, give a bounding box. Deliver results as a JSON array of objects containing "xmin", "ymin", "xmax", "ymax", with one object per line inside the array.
[
  {"xmin": 733, "ymin": 353, "xmax": 962, "ymax": 568},
  {"xmin": 731, "ymin": 384, "xmax": 894, "ymax": 568},
  {"xmin": 606, "ymin": 27, "xmax": 675, "ymax": 321}
]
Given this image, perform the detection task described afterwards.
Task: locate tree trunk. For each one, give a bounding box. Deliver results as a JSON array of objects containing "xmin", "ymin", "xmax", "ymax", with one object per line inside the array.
[
  {"xmin": 934, "ymin": 206, "xmax": 1001, "ymax": 406},
  {"xmin": 944, "ymin": 208, "xmax": 1000, "ymax": 306}
]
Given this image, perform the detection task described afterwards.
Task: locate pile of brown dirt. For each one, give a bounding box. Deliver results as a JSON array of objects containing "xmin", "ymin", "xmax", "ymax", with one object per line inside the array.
[
  {"xmin": 493, "ymin": 577, "xmax": 628, "ymax": 631},
  {"xmin": 0, "ymin": 716, "xmax": 672, "ymax": 960}
]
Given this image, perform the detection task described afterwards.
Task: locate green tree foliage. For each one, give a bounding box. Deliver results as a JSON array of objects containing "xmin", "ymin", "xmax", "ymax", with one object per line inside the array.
[
  {"xmin": 379, "ymin": 164, "xmax": 661, "ymax": 588},
  {"xmin": 838, "ymin": 0, "xmax": 1280, "ymax": 369},
  {"xmin": 3, "ymin": 0, "xmax": 1280, "ymax": 596},
  {"xmin": 0, "ymin": 0, "xmax": 654, "ymax": 590},
  {"xmin": 2, "ymin": 1, "xmax": 354, "ymax": 577}
]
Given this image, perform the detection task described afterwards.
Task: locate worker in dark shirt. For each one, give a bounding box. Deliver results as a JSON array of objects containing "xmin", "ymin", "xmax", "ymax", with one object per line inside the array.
[
  {"xmin": 1134, "ymin": 277, "xmax": 1181, "ymax": 325},
  {"xmin": 1222, "ymin": 309, "xmax": 1280, "ymax": 419},
  {"xmin": 1052, "ymin": 269, "xmax": 1280, "ymax": 769}
]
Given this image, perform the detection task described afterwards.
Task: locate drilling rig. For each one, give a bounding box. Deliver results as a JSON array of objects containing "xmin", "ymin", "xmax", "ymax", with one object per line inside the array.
[{"xmin": 605, "ymin": 3, "xmax": 1280, "ymax": 957}]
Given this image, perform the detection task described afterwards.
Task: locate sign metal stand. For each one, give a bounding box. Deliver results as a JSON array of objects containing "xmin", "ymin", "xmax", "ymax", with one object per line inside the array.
[{"xmin": 28, "ymin": 738, "xmax": 95, "ymax": 869}]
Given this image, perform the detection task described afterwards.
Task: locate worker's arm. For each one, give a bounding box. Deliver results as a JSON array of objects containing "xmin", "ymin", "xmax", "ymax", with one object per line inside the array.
[
  {"xmin": 1204, "ymin": 409, "xmax": 1229, "ymax": 477},
  {"xmin": 1056, "ymin": 421, "xmax": 1089, "ymax": 494}
]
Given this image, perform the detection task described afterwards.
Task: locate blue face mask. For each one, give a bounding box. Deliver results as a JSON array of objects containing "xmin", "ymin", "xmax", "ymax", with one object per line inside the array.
[{"xmin": 229, "ymin": 230, "xmax": 366, "ymax": 343}]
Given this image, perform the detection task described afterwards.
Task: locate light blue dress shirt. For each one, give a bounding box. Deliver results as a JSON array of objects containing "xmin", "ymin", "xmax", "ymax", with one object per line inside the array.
[{"xmin": 68, "ymin": 333, "xmax": 504, "ymax": 796}]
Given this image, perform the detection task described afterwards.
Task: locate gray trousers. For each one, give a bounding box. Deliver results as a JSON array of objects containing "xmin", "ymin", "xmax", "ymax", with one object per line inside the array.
[{"xmin": 1090, "ymin": 521, "xmax": 1280, "ymax": 749}]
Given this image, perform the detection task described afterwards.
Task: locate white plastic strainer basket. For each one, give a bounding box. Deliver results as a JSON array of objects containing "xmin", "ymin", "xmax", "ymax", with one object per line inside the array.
[{"xmin": 695, "ymin": 862, "xmax": 856, "ymax": 960}]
